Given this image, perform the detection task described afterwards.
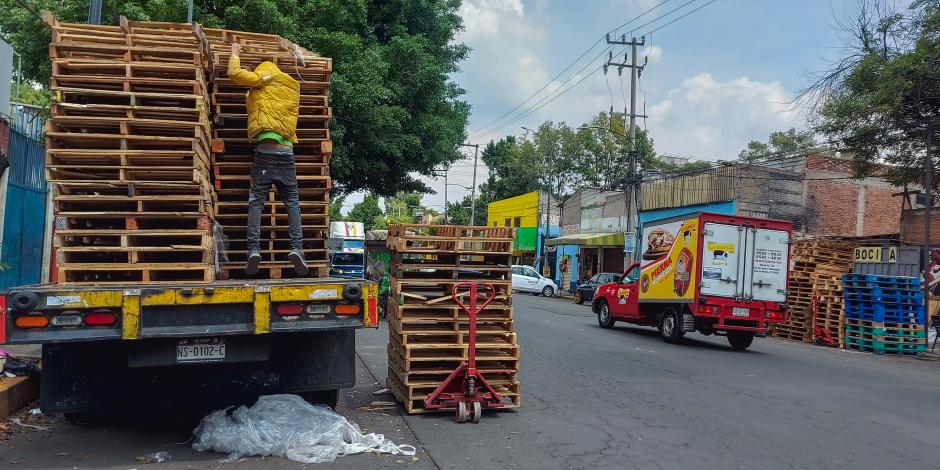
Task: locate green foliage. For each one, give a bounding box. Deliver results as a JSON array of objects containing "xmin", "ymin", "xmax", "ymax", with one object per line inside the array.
[
  {"xmin": 329, "ymin": 193, "xmax": 346, "ymax": 222},
  {"xmin": 10, "ymin": 81, "xmax": 50, "ymax": 107},
  {"xmin": 383, "ymin": 192, "xmax": 425, "ymax": 225},
  {"xmin": 346, "ymin": 194, "xmax": 382, "ymax": 231},
  {"xmin": 738, "ymin": 128, "xmax": 817, "ymax": 162},
  {"xmin": 0, "ymin": 0, "xmax": 469, "ymax": 196},
  {"xmin": 804, "ymin": 0, "xmax": 940, "ymax": 184}
]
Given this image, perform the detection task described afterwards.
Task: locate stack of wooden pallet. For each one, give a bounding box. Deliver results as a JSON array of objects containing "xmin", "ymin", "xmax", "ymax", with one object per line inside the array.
[
  {"xmin": 44, "ymin": 14, "xmax": 216, "ymax": 283},
  {"xmin": 385, "ymin": 224, "xmax": 521, "ymax": 414},
  {"xmin": 843, "ymin": 274, "xmax": 926, "ymax": 355},
  {"xmin": 204, "ymin": 29, "xmax": 332, "ymax": 279},
  {"xmin": 774, "ymin": 239, "xmax": 855, "ymax": 344}
]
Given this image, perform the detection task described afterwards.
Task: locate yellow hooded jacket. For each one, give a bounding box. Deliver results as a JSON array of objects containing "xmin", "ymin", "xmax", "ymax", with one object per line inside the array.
[{"xmin": 227, "ymin": 56, "xmax": 301, "ymax": 144}]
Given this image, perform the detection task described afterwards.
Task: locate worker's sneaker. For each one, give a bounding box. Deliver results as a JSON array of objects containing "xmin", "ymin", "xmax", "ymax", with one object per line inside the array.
[
  {"xmin": 288, "ymin": 249, "xmax": 309, "ymax": 276},
  {"xmin": 246, "ymin": 250, "xmax": 261, "ymax": 276}
]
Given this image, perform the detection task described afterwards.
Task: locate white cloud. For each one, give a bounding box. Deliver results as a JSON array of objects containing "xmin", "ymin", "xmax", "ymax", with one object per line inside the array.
[
  {"xmin": 643, "ymin": 45, "xmax": 662, "ymax": 63},
  {"xmin": 647, "ymin": 73, "xmax": 802, "ymax": 160}
]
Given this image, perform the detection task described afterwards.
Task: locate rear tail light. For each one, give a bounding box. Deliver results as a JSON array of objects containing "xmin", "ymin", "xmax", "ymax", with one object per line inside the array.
[
  {"xmin": 51, "ymin": 313, "xmax": 83, "ymax": 326},
  {"xmin": 335, "ymin": 304, "xmax": 361, "ymax": 315},
  {"xmin": 276, "ymin": 303, "xmax": 304, "ymax": 316},
  {"xmin": 698, "ymin": 305, "xmax": 718, "ymax": 314},
  {"xmin": 84, "ymin": 310, "xmax": 117, "ymax": 326},
  {"xmin": 15, "ymin": 314, "xmax": 49, "ymax": 328}
]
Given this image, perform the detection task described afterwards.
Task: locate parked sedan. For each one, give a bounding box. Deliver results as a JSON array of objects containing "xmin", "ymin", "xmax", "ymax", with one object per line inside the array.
[
  {"xmin": 511, "ymin": 265, "xmax": 558, "ymax": 297},
  {"xmin": 574, "ymin": 272, "xmax": 620, "ymax": 304}
]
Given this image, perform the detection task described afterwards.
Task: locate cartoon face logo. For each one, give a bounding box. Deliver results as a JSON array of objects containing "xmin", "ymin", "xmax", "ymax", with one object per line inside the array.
[{"xmin": 617, "ymin": 287, "xmax": 630, "ymax": 304}]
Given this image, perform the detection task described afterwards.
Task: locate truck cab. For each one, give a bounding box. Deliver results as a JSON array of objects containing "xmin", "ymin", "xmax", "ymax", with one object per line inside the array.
[{"xmin": 592, "ymin": 213, "xmax": 791, "ymax": 350}]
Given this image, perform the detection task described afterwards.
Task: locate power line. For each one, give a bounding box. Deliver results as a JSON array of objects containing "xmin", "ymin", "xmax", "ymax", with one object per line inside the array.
[
  {"xmin": 467, "ymin": 0, "xmax": 675, "ymax": 139},
  {"xmin": 641, "ymin": 0, "xmax": 717, "ymax": 36},
  {"xmin": 469, "ymin": 1, "xmax": 714, "ymax": 142}
]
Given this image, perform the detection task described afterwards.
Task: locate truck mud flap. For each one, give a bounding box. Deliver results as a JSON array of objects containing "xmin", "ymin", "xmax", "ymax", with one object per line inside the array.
[{"xmin": 276, "ymin": 330, "xmax": 356, "ymax": 393}]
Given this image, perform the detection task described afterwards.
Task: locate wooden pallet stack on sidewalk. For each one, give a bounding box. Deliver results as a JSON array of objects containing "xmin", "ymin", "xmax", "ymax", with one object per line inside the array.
[
  {"xmin": 204, "ymin": 29, "xmax": 332, "ymax": 279},
  {"xmin": 43, "ymin": 14, "xmax": 217, "ymax": 283},
  {"xmin": 774, "ymin": 239, "xmax": 855, "ymax": 344},
  {"xmin": 843, "ymin": 274, "xmax": 927, "ymax": 355},
  {"xmin": 385, "ymin": 224, "xmax": 521, "ymax": 414}
]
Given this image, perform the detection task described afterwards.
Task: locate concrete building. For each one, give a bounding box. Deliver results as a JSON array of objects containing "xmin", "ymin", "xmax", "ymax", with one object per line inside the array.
[{"xmin": 486, "ymin": 191, "xmax": 559, "ymax": 270}]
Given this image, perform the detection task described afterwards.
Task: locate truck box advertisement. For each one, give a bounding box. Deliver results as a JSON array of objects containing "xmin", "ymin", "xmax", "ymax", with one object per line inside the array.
[{"xmin": 639, "ymin": 217, "xmax": 700, "ymax": 301}]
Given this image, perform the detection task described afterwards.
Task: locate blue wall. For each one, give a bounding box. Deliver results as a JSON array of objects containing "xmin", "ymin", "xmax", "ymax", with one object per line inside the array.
[
  {"xmin": 535, "ymin": 225, "xmax": 561, "ymax": 270},
  {"xmin": 0, "ymin": 128, "xmax": 48, "ymax": 289},
  {"xmin": 553, "ymin": 244, "xmax": 580, "ymax": 291},
  {"xmin": 638, "ymin": 200, "xmax": 736, "ymax": 226}
]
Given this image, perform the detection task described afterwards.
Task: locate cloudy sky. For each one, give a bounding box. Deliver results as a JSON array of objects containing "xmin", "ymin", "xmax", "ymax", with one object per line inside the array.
[{"xmin": 343, "ymin": 0, "xmax": 859, "ymax": 214}]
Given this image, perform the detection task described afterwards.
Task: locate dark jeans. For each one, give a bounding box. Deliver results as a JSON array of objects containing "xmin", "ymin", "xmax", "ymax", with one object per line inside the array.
[{"xmin": 247, "ymin": 149, "xmax": 303, "ymax": 251}]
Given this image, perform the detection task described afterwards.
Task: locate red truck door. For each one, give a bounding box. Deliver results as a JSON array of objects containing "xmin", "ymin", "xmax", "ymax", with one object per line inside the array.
[{"xmin": 608, "ymin": 263, "xmax": 642, "ymax": 320}]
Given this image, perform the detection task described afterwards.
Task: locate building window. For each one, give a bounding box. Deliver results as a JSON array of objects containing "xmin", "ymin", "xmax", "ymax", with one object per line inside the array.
[
  {"xmin": 504, "ymin": 218, "xmax": 511, "ymax": 227},
  {"xmin": 514, "ymin": 216, "xmax": 521, "ymax": 227}
]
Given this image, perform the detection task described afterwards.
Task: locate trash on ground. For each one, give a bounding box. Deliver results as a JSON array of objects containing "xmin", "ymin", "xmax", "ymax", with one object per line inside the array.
[
  {"xmin": 372, "ymin": 388, "xmax": 391, "ymax": 395},
  {"xmin": 11, "ymin": 418, "xmax": 49, "ymax": 431},
  {"xmin": 28, "ymin": 408, "xmax": 41, "ymax": 416},
  {"xmin": 192, "ymin": 394, "xmax": 416, "ymax": 464},
  {"xmin": 136, "ymin": 451, "xmax": 172, "ymax": 464}
]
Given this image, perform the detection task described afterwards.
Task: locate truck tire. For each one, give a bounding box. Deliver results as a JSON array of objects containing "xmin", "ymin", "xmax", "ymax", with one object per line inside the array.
[
  {"xmin": 300, "ymin": 389, "xmax": 340, "ymax": 409},
  {"xmin": 658, "ymin": 307, "xmax": 684, "ymax": 343},
  {"xmin": 727, "ymin": 332, "xmax": 755, "ymax": 351},
  {"xmin": 596, "ymin": 300, "xmax": 615, "ymax": 329}
]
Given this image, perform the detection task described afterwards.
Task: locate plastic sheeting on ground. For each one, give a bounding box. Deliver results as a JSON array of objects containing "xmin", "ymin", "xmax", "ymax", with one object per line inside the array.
[{"xmin": 192, "ymin": 394, "xmax": 416, "ymax": 464}]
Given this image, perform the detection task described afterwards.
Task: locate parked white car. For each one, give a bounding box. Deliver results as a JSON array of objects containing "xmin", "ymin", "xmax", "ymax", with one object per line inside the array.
[{"xmin": 511, "ymin": 265, "xmax": 557, "ymax": 297}]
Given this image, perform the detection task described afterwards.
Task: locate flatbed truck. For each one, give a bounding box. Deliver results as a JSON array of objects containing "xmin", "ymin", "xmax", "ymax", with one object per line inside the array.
[{"xmin": 2, "ymin": 278, "xmax": 377, "ymax": 415}]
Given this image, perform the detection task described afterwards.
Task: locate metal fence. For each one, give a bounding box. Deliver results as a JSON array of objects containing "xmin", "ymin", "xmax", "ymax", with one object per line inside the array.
[{"xmin": 8, "ymin": 102, "xmax": 45, "ymax": 141}]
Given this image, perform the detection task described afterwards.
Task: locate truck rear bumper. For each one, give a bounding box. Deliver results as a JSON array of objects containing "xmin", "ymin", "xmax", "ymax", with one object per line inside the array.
[{"xmin": 40, "ymin": 330, "xmax": 356, "ymax": 414}]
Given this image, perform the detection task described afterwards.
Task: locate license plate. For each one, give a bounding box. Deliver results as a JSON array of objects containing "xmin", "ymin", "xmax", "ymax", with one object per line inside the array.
[
  {"xmin": 176, "ymin": 338, "xmax": 225, "ymax": 364},
  {"xmin": 732, "ymin": 307, "xmax": 750, "ymax": 317}
]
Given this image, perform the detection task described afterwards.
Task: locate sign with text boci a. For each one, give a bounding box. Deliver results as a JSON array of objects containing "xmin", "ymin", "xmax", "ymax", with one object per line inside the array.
[{"xmin": 854, "ymin": 246, "xmax": 897, "ymax": 264}]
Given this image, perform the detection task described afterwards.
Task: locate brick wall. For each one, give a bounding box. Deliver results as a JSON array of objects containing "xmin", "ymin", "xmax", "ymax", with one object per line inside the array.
[
  {"xmin": 805, "ymin": 179, "xmax": 903, "ymax": 236},
  {"xmin": 734, "ymin": 164, "xmax": 804, "ymax": 226},
  {"xmin": 900, "ymin": 208, "xmax": 940, "ymax": 244}
]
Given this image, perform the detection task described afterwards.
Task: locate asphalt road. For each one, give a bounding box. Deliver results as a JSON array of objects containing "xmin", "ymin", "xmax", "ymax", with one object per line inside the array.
[{"xmin": 3, "ymin": 294, "xmax": 940, "ymax": 469}]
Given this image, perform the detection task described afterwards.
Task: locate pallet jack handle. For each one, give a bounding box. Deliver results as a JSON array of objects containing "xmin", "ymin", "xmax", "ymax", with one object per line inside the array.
[{"xmin": 452, "ymin": 282, "xmax": 496, "ymax": 370}]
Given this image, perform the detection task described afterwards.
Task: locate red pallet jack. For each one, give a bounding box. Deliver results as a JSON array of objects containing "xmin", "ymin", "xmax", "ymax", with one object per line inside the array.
[
  {"xmin": 424, "ymin": 282, "xmax": 506, "ymax": 423},
  {"xmin": 812, "ymin": 294, "xmax": 836, "ymax": 347}
]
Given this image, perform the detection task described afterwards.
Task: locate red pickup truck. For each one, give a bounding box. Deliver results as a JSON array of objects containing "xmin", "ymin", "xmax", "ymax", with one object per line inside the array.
[{"xmin": 591, "ymin": 213, "xmax": 791, "ymax": 350}]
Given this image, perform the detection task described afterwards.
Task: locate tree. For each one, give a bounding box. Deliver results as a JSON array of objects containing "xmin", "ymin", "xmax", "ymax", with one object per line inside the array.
[
  {"xmin": 738, "ymin": 128, "xmax": 817, "ymax": 162},
  {"xmin": 346, "ymin": 195, "xmax": 383, "ymax": 231},
  {"xmin": 801, "ymin": 0, "xmax": 940, "ymax": 185},
  {"xmin": 329, "ymin": 194, "xmax": 347, "ymax": 222},
  {"xmin": 9, "ymin": 81, "xmax": 50, "ymax": 107},
  {"xmin": 0, "ymin": 0, "xmax": 470, "ymax": 196}
]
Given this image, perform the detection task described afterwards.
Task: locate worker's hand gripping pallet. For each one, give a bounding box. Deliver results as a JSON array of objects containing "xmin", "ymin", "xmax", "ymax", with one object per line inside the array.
[
  {"xmin": 204, "ymin": 29, "xmax": 333, "ymax": 279},
  {"xmin": 43, "ymin": 14, "xmax": 217, "ymax": 284},
  {"xmin": 385, "ymin": 224, "xmax": 521, "ymax": 414}
]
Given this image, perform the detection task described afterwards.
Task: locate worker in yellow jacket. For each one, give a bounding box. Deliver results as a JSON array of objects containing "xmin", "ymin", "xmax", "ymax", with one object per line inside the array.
[{"xmin": 228, "ymin": 42, "xmax": 307, "ymax": 276}]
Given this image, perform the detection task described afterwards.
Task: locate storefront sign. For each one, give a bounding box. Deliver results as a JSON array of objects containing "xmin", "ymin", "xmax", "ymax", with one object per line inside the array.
[
  {"xmin": 854, "ymin": 246, "xmax": 897, "ymax": 263},
  {"xmin": 623, "ymin": 232, "xmax": 636, "ymax": 253}
]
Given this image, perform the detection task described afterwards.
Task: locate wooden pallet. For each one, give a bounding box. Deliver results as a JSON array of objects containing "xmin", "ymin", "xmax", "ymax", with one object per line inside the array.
[{"xmin": 218, "ymin": 261, "xmax": 329, "ymax": 280}]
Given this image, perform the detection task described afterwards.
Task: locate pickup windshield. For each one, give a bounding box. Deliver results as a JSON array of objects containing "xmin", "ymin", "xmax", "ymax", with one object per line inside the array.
[{"xmin": 332, "ymin": 253, "xmax": 363, "ymax": 266}]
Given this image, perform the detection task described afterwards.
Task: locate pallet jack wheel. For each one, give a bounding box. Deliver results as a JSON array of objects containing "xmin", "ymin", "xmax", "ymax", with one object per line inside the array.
[
  {"xmin": 456, "ymin": 402, "xmax": 468, "ymax": 423},
  {"xmin": 470, "ymin": 402, "xmax": 482, "ymax": 423}
]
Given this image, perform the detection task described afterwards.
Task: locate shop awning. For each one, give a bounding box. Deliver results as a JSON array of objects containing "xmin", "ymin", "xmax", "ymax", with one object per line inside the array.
[{"xmin": 545, "ymin": 232, "xmax": 624, "ymax": 247}]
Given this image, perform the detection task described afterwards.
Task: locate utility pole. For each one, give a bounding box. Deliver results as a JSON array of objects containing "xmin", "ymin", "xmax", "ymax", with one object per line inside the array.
[
  {"xmin": 187, "ymin": 0, "xmax": 194, "ymax": 23},
  {"xmin": 606, "ymin": 34, "xmax": 647, "ymax": 265},
  {"xmin": 444, "ymin": 170, "xmax": 448, "ymax": 224},
  {"xmin": 88, "ymin": 0, "xmax": 102, "ymax": 24},
  {"xmin": 459, "ymin": 143, "xmax": 481, "ymax": 225},
  {"xmin": 924, "ymin": 125, "xmax": 933, "ymax": 349}
]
